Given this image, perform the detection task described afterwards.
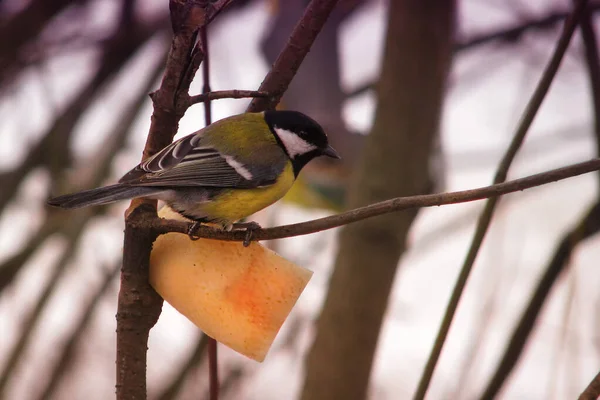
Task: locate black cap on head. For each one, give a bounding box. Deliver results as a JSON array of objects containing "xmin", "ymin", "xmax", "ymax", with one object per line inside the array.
[
  {"xmin": 264, "ymin": 110, "xmax": 340, "ymax": 176},
  {"xmin": 264, "ymin": 110, "xmax": 327, "ymax": 147}
]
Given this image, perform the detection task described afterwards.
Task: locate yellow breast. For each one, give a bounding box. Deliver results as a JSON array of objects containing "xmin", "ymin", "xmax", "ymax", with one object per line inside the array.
[{"xmin": 201, "ymin": 162, "xmax": 295, "ymax": 223}]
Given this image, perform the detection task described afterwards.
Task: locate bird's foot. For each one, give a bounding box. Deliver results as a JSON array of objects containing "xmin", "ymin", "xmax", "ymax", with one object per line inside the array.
[
  {"xmin": 187, "ymin": 221, "xmax": 202, "ymax": 241},
  {"xmin": 231, "ymin": 221, "xmax": 262, "ymax": 247}
]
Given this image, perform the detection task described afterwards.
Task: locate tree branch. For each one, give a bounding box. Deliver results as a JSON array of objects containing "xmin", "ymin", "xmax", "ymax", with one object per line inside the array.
[
  {"xmin": 145, "ymin": 158, "xmax": 600, "ymax": 241},
  {"xmin": 480, "ymin": 3, "xmax": 600, "ymax": 398},
  {"xmin": 246, "ymin": 0, "xmax": 341, "ymax": 112},
  {"xmin": 580, "ymin": 3, "xmax": 600, "ymax": 187},
  {"xmin": 345, "ymin": 3, "xmax": 600, "ymax": 100},
  {"xmin": 187, "ymin": 89, "xmax": 269, "ymax": 106},
  {"xmin": 480, "ymin": 201, "xmax": 600, "ymax": 400},
  {"xmin": 413, "ymin": 0, "xmax": 589, "ymax": 396},
  {"xmin": 116, "ymin": 1, "xmax": 233, "ymax": 399}
]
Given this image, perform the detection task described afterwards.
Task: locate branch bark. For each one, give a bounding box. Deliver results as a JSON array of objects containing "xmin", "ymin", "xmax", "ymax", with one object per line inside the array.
[
  {"xmin": 116, "ymin": 1, "xmax": 233, "ymax": 399},
  {"xmin": 187, "ymin": 89, "xmax": 269, "ymax": 106},
  {"xmin": 116, "ymin": 205, "xmax": 163, "ymax": 399},
  {"xmin": 147, "ymin": 158, "xmax": 600, "ymax": 241}
]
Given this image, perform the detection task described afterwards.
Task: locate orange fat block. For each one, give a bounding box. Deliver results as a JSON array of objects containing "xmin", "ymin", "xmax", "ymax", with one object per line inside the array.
[{"xmin": 149, "ymin": 207, "xmax": 313, "ymax": 362}]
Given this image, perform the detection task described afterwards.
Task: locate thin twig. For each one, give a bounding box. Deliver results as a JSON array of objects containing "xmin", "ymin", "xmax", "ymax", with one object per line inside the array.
[
  {"xmin": 199, "ymin": 23, "xmax": 219, "ymax": 400},
  {"xmin": 413, "ymin": 1, "xmax": 589, "ymax": 397},
  {"xmin": 480, "ymin": 2, "xmax": 600, "ymax": 398},
  {"xmin": 146, "ymin": 158, "xmax": 600, "ymax": 241},
  {"xmin": 480, "ymin": 201, "xmax": 600, "ymax": 400},
  {"xmin": 37, "ymin": 264, "xmax": 120, "ymax": 400},
  {"xmin": 155, "ymin": 335, "xmax": 209, "ymax": 400},
  {"xmin": 0, "ymin": 211, "xmax": 94, "ymax": 396},
  {"xmin": 188, "ymin": 90, "xmax": 269, "ymax": 106},
  {"xmin": 345, "ymin": 4, "xmax": 600, "ymax": 100}
]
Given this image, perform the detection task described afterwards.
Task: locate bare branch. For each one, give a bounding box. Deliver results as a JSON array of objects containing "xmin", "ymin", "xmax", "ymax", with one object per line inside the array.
[
  {"xmin": 37, "ymin": 264, "xmax": 120, "ymax": 400},
  {"xmin": 413, "ymin": 0, "xmax": 589, "ymax": 398},
  {"xmin": 0, "ymin": 210, "xmax": 96, "ymax": 396},
  {"xmin": 455, "ymin": 4, "xmax": 600, "ymax": 52},
  {"xmin": 0, "ymin": 15, "xmax": 168, "ymax": 215},
  {"xmin": 345, "ymin": 4, "xmax": 600, "ymax": 100},
  {"xmin": 146, "ymin": 158, "xmax": 600, "ymax": 241},
  {"xmin": 480, "ymin": 3, "xmax": 600, "ymax": 398},
  {"xmin": 580, "ymin": 4, "xmax": 600, "ymax": 185},
  {"xmin": 116, "ymin": 1, "xmax": 233, "ymax": 398},
  {"xmin": 0, "ymin": 0, "xmax": 87, "ymax": 87},
  {"xmin": 247, "ymin": 0, "xmax": 341, "ymax": 112},
  {"xmin": 155, "ymin": 335, "xmax": 209, "ymax": 400},
  {"xmin": 481, "ymin": 201, "xmax": 600, "ymax": 400},
  {"xmin": 187, "ymin": 90, "xmax": 270, "ymax": 106}
]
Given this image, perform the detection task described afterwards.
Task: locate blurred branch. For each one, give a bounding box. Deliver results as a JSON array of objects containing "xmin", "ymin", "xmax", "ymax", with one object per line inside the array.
[
  {"xmin": 0, "ymin": 215, "xmax": 62, "ymax": 292},
  {"xmin": 36, "ymin": 263, "xmax": 120, "ymax": 400},
  {"xmin": 206, "ymin": 367, "xmax": 243, "ymax": 400},
  {"xmin": 148, "ymin": 158, "xmax": 600, "ymax": 241},
  {"xmin": 0, "ymin": 0, "xmax": 88, "ymax": 86},
  {"xmin": 0, "ymin": 47, "xmax": 167, "ymax": 295},
  {"xmin": 155, "ymin": 335, "xmax": 209, "ymax": 400},
  {"xmin": 480, "ymin": 4, "xmax": 600, "ymax": 398},
  {"xmin": 580, "ymin": 370, "xmax": 600, "ymax": 400},
  {"xmin": 0, "ymin": 15, "xmax": 168, "ymax": 215},
  {"xmin": 246, "ymin": 0, "xmax": 341, "ymax": 112},
  {"xmin": 456, "ymin": 3, "xmax": 600, "ymax": 51},
  {"xmin": 187, "ymin": 90, "xmax": 269, "ymax": 106},
  {"xmin": 580, "ymin": 3, "xmax": 600, "ymax": 185},
  {"xmin": 0, "ymin": 209, "xmax": 96, "ymax": 396},
  {"xmin": 30, "ymin": 49, "xmax": 169, "ymax": 400},
  {"xmin": 414, "ymin": 1, "xmax": 589, "ymax": 397},
  {"xmin": 345, "ymin": 2, "xmax": 600, "ymax": 100},
  {"xmin": 480, "ymin": 201, "xmax": 600, "ymax": 400}
]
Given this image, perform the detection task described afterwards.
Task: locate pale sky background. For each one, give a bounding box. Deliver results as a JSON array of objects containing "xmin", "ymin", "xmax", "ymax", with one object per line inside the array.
[{"xmin": 0, "ymin": 0, "xmax": 599, "ymax": 399}]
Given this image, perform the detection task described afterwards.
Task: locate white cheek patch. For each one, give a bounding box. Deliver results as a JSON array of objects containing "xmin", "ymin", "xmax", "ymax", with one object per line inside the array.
[
  {"xmin": 224, "ymin": 155, "xmax": 253, "ymax": 180},
  {"xmin": 274, "ymin": 127, "xmax": 317, "ymax": 158}
]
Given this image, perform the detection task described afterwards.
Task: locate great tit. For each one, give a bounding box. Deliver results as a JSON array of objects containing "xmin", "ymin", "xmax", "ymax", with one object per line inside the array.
[{"xmin": 47, "ymin": 110, "xmax": 340, "ymax": 228}]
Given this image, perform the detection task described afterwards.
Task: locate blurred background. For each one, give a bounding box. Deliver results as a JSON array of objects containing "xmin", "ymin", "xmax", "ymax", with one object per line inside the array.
[{"xmin": 1, "ymin": 0, "xmax": 599, "ymax": 399}]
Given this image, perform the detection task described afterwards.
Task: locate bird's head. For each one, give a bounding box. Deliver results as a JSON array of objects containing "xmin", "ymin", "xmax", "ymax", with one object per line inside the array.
[{"xmin": 264, "ymin": 110, "xmax": 340, "ymax": 176}]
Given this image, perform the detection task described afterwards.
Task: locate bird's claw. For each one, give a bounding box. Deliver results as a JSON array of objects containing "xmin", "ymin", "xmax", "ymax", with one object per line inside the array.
[
  {"xmin": 232, "ymin": 221, "xmax": 261, "ymax": 247},
  {"xmin": 187, "ymin": 221, "xmax": 201, "ymax": 241}
]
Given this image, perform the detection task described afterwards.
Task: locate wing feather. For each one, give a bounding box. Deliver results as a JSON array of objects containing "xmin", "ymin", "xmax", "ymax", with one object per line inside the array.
[{"xmin": 118, "ymin": 129, "xmax": 280, "ymax": 188}]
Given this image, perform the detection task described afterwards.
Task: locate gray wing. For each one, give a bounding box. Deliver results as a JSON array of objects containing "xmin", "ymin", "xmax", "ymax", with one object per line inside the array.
[{"xmin": 119, "ymin": 132, "xmax": 283, "ymax": 188}]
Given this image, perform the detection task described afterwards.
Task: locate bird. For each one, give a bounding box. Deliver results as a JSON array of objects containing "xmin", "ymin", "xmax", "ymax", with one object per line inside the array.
[{"xmin": 47, "ymin": 110, "xmax": 340, "ymax": 238}]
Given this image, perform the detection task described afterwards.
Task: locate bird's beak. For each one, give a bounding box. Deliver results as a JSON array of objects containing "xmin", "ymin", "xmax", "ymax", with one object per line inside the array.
[{"xmin": 322, "ymin": 145, "xmax": 341, "ymax": 159}]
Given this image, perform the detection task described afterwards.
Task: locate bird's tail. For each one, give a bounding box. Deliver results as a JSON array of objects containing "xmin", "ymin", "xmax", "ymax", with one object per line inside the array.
[{"xmin": 47, "ymin": 184, "xmax": 160, "ymax": 209}]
